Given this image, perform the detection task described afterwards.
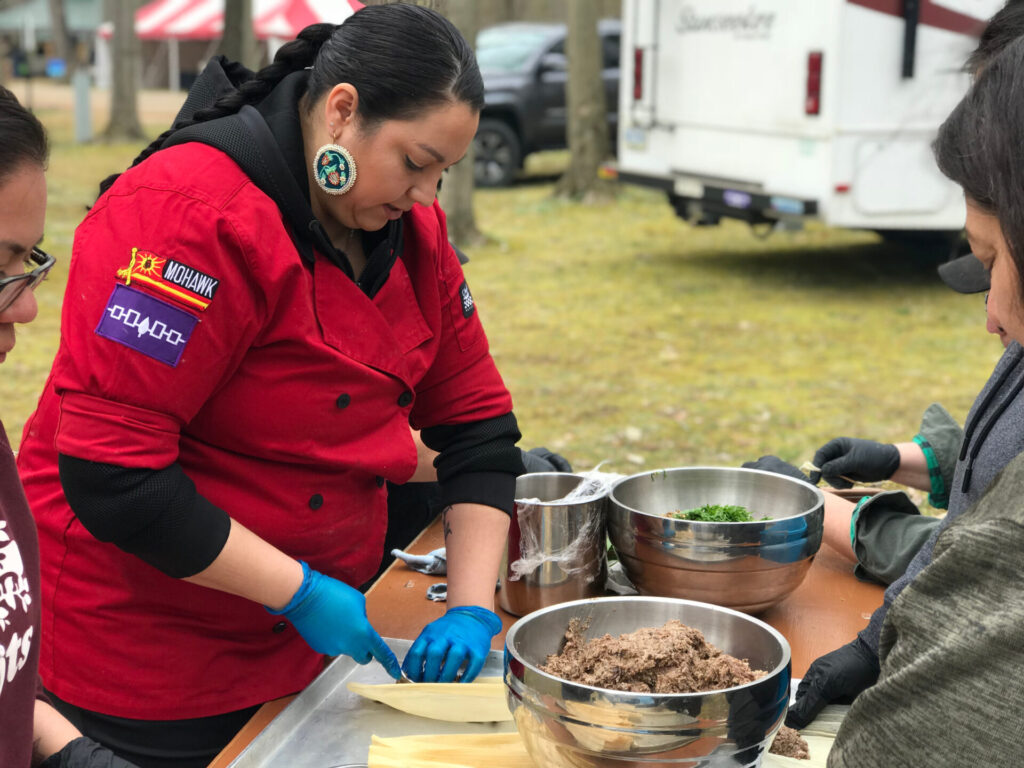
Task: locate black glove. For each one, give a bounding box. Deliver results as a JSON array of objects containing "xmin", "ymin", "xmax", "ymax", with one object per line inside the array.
[
  {"xmin": 741, "ymin": 455, "xmax": 810, "ymax": 483},
  {"xmin": 785, "ymin": 636, "xmax": 880, "ymax": 730},
  {"xmin": 40, "ymin": 736, "xmax": 141, "ymax": 768},
  {"xmin": 811, "ymin": 437, "xmax": 900, "ymax": 488},
  {"xmin": 520, "ymin": 447, "xmax": 573, "ymax": 474}
]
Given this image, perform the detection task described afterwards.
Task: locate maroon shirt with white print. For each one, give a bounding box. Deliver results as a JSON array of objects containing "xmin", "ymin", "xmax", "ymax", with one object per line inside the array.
[{"xmin": 0, "ymin": 420, "xmax": 42, "ymax": 767}]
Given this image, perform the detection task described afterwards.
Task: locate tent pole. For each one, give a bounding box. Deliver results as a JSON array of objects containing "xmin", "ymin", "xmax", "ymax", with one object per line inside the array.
[{"xmin": 168, "ymin": 37, "xmax": 180, "ymax": 90}]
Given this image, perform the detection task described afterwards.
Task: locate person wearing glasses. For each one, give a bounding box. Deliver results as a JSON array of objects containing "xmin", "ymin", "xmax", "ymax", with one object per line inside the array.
[
  {"xmin": 15, "ymin": 6, "xmax": 523, "ymax": 765},
  {"xmin": 0, "ymin": 85, "xmax": 138, "ymax": 768},
  {"xmin": 0, "ymin": 248, "xmax": 53, "ymax": 353},
  {"xmin": 741, "ymin": 3, "xmax": 1024, "ymax": 741},
  {"xmin": 822, "ymin": 32, "xmax": 1024, "ymax": 765}
]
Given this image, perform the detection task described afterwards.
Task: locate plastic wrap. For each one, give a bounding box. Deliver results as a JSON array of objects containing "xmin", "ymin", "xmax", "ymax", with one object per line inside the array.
[{"xmin": 507, "ymin": 469, "xmax": 621, "ymax": 583}]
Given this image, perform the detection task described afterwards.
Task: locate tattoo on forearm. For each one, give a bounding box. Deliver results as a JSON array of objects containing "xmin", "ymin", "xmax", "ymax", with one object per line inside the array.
[{"xmin": 442, "ymin": 506, "xmax": 453, "ymax": 540}]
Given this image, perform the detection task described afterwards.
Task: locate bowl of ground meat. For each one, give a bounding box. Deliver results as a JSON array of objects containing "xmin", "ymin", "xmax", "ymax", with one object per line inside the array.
[
  {"xmin": 607, "ymin": 467, "xmax": 825, "ymax": 612},
  {"xmin": 504, "ymin": 596, "xmax": 793, "ymax": 767}
]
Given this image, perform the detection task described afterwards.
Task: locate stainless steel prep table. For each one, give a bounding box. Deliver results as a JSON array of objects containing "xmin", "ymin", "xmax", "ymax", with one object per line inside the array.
[
  {"xmin": 211, "ymin": 515, "xmax": 885, "ymax": 767},
  {"xmin": 227, "ymin": 639, "xmax": 513, "ymax": 768}
]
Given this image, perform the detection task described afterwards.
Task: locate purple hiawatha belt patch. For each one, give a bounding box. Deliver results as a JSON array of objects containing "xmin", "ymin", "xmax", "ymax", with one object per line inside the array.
[{"xmin": 95, "ymin": 284, "xmax": 198, "ymax": 367}]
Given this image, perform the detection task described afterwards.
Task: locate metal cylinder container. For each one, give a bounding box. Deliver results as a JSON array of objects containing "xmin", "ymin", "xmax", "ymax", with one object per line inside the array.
[{"xmin": 498, "ymin": 473, "xmax": 608, "ymax": 617}]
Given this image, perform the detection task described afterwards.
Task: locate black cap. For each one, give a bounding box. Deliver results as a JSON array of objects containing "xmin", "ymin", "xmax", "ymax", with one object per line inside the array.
[{"xmin": 938, "ymin": 253, "xmax": 989, "ymax": 294}]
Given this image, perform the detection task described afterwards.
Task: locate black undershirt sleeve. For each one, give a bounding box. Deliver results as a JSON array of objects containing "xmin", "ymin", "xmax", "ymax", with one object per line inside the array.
[
  {"xmin": 58, "ymin": 454, "xmax": 231, "ymax": 578},
  {"xmin": 420, "ymin": 412, "xmax": 525, "ymax": 515}
]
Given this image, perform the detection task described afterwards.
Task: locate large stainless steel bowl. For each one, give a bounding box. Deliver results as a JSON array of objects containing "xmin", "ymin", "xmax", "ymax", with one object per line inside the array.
[
  {"xmin": 505, "ymin": 596, "xmax": 791, "ymax": 768},
  {"xmin": 608, "ymin": 467, "xmax": 825, "ymax": 613}
]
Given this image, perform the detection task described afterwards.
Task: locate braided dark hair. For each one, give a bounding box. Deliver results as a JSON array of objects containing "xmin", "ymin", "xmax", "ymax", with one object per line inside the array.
[
  {"xmin": 0, "ymin": 84, "xmax": 49, "ymax": 185},
  {"xmin": 100, "ymin": 3, "xmax": 483, "ymax": 195}
]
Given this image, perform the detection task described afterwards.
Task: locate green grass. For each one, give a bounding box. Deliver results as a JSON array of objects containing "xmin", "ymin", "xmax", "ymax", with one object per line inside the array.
[
  {"xmin": 4, "ymin": 95, "xmax": 1000, "ymax": 514},
  {"xmin": 470, "ymin": 178, "xmax": 997, "ymax": 492}
]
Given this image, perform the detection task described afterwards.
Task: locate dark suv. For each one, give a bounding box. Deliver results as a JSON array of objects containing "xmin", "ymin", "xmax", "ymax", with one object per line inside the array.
[{"xmin": 473, "ymin": 19, "xmax": 621, "ymax": 187}]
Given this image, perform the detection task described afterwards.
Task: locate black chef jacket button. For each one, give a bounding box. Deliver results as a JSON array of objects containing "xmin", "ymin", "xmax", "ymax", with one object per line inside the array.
[
  {"xmin": 336, "ymin": 393, "xmax": 351, "ymax": 409},
  {"xmin": 309, "ymin": 493, "xmax": 324, "ymax": 510},
  {"xmin": 397, "ymin": 390, "xmax": 413, "ymax": 407},
  {"xmin": 376, "ymin": 476, "xmax": 386, "ymax": 488},
  {"xmin": 272, "ymin": 621, "xmax": 287, "ymax": 633}
]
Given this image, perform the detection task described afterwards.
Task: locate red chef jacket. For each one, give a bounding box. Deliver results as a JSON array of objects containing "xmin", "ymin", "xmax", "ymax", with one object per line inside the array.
[{"xmin": 16, "ymin": 142, "xmax": 514, "ymax": 719}]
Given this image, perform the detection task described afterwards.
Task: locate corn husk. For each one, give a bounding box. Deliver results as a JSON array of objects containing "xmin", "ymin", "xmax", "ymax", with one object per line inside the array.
[
  {"xmin": 346, "ymin": 676, "xmax": 512, "ymax": 722},
  {"xmin": 367, "ymin": 732, "xmax": 532, "ymax": 768},
  {"xmin": 799, "ymin": 704, "xmax": 850, "ymax": 738},
  {"xmin": 367, "ymin": 729, "xmax": 835, "ymax": 768}
]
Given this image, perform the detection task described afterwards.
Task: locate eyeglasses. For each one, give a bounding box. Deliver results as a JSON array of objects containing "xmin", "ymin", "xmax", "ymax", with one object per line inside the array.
[{"xmin": 0, "ymin": 246, "xmax": 56, "ymax": 313}]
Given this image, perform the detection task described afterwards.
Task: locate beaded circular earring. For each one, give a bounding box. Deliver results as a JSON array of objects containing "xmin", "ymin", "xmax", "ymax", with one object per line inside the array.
[{"xmin": 313, "ymin": 139, "xmax": 357, "ymax": 196}]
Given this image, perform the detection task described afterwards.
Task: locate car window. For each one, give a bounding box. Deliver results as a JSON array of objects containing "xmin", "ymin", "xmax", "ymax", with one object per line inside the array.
[
  {"xmin": 476, "ymin": 27, "xmax": 556, "ymax": 72},
  {"xmin": 602, "ymin": 34, "xmax": 620, "ymax": 70}
]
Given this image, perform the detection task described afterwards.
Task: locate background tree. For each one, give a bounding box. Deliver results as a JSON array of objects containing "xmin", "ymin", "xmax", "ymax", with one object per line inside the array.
[
  {"xmin": 221, "ymin": 0, "xmax": 258, "ymax": 71},
  {"xmin": 477, "ymin": 0, "xmax": 620, "ymax": 27},
  {"xmin": 436, "ymin": 0, "xmax": 483, "ymax": 246},
  {"xmin": 46, "ymin": 0, "xmax": 72, "ymax": 77},
  {"xmin": 104, "ymin": 0, "xmax": 145, "ymax": 141},
  {"xmin": 373, "ymin": 1, "xmax": 621, "ymax": 29},
  {"xmin": 555, "ymin": 0, "xmax": 611, "ymax": 200}
]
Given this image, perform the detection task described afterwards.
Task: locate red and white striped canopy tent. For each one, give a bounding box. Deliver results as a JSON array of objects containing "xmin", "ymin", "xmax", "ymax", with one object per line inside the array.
[
  {"xmin": 95, "ymin": 0, "xmax": 362, "ymax": 89},
  {"xmin": 255, "ymin": 0, "xmax": 363, "ymax": 39},
  {"xmin": 102, "ymin": 0, "xmax": 363, "ymax": 40}
]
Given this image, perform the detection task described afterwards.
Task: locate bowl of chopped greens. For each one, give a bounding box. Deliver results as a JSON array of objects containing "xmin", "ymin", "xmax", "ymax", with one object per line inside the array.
[{"xmin": 607, "ymin": 467, "xmax": 825, "ymax": 613}]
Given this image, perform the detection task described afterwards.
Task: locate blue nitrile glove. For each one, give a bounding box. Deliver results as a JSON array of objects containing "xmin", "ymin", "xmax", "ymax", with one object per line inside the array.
[
  {"xmin": 402, "ymin": 605, "xmax": 502, "ymax": 683},
  {"xmin": 267, "ymin": 561, "xmax": 401, "ymax": 679}
]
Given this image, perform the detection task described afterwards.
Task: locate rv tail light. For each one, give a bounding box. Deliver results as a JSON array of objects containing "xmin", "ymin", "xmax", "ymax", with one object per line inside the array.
[
  {"xmin": 633, "ymin": 48, "xmax": 644, "ymax": 100},
  {"xmin": 835, "ymin": 183, "xmax": 851, "ymax": 194},
  {"xmin": 806, "ymin": 51, "xmax": 823, "ymax": 115}
]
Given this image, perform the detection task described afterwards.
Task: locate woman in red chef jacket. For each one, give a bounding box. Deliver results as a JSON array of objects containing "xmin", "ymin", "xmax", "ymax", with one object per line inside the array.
[{"xmin": 16, "ymin": 6, "xmax": 523, "ymax": 766}]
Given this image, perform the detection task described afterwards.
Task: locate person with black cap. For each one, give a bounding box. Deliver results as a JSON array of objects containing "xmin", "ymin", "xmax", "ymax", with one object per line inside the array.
[
  {"xmin": 747, "ymin": 223, "xmax": 1024, "ymax": 733},
  {"xmin": 741, "ymin": 0, "xmax": 1024, "ymax": 738},
  {"xmin": 825, "ymin": 28, "xmax": 1024, "ymax": 766}
]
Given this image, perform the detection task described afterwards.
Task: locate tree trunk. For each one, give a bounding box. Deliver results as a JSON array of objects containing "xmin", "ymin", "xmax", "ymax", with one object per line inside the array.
[
  {"xmin": 555, "ymin": 0, "xmax": 611, "ymax": 200},
  {"xmin": 104, "ymin": 0, "xmax": 145, "ymax": 141},
  {"xmin": 221, "ymin": 0, "xmax": 258, "ymax": 71},
  {"xmin": 518, "ymin": 0, "xmax": 560, "ymax": 22},
  {"xmin": 46, "ymin": 0, "xmax": 72, "ymax": 76},
  {"xmin": 437, "ymin": 0, "xmax": 483, "ymax": 247},
  {"xmin": 478, "ymin": 0, "xmax": 515, "ymax": 28}
]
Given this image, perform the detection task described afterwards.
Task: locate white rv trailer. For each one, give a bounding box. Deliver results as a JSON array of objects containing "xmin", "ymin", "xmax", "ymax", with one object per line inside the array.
[{"xmin": 615, "ymin": 0, "xmax": 1003, "ymax": 237}]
